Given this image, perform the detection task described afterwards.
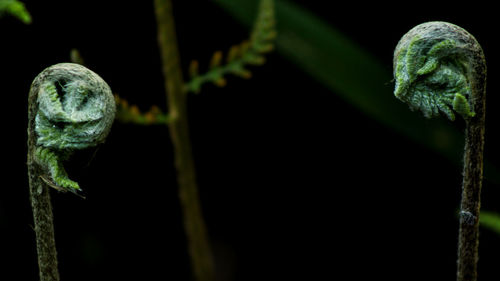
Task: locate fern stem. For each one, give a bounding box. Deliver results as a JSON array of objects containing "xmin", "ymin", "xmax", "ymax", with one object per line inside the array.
[
  {"xmin": 457, "ymin": 55, "xmax": 486, "ymax": 281},
  {"xmin": 154, "ymin": 1, "xmax": 215, "ymax": 281},
  {"xmin": 28, "ymin": 75, "xmax": 60, "ymax": 281}
]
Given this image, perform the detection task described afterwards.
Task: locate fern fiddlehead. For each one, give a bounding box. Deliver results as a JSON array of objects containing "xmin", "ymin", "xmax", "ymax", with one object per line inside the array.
[
  {"xmin": 30, "ymin": 63, "xmax": 115, "ymax": 193},
  {"xmin": 27, "ymin": 63, "xmax": 115, "ymax": 281},
  {"xmin": 393, "ymin": 22, "xmax": 486, "ymax": 281},
  {"xmin": 394, "ymin": 22, "xmax": 483, "ymax": 121}
]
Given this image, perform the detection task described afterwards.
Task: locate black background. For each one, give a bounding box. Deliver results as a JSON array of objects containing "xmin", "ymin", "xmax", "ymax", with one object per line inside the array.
[{"xmin": 1, "ymin": 1, "xmax": 500, "ymax": 280}]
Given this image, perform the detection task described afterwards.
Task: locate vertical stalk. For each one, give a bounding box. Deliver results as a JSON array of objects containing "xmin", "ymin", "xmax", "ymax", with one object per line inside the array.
[
  {"xmin": 28, "ymin": 82, "xmax": 60, "ymax": 281},
  {"xmin": 26, "ymin": 172, "xmax": 60, "ymax": 281},
  {"xmin": 457, "ymin": 64, "xmax": 486, "ymax": 281},
  {"xmin": 153, "ymin": 1, "xmax": 215, "ymax": 281}
]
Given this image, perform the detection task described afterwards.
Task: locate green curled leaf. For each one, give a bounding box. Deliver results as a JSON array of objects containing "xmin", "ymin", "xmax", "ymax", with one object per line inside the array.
[{"xmin": 394, "ymin": 23, "xmax": 476, "ymax": 121}]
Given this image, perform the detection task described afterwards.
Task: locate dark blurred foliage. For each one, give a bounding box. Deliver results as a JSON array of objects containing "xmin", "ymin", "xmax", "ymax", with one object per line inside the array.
[{"xmin": 0, "ymin": 1, "xmax": 499, "ymax": 280}]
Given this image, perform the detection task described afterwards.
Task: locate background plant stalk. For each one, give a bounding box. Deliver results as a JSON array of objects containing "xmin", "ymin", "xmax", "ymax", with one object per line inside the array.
[{"xmin": 154, "ymin": 1, "xmax": 215, "ymax": 281}]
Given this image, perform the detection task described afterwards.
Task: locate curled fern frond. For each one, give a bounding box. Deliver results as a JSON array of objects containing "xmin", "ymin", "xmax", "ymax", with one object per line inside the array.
[
  {"xmin": 30, "ymin": 63, "xmax": 115, "ymax": 192},
  {"xmin": 115, "ymin": 95, "xmax": 171, "ymax": 125},
  {"xmin": 0, "ymin": 0, "xmax": 31, "ymax": 24},
  {"xmin": 184, "ymin": 0, "xmax": 275, "ymax": 94},
  {"xmin": 393, "ymin": 22, "xmax": 484, "ymax": 121}
]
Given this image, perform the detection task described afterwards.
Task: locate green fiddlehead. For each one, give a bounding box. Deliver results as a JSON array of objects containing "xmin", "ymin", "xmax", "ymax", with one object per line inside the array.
[
  {"xmin": 29, "ymin": 63, "xmax": 115, "ymax": 193},
  {"xmin": 393, "ymin": 22, "xmax": 487, "ymax": 281},
  {"xmin": 393, "ymin": 21, "xmax": 484, "ymax": 121}
]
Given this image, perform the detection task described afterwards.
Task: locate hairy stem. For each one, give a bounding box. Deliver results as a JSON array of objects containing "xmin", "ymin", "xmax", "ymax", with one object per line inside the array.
[
  {"xmin": 457, "ymin": 57, "xmax": 486, "ymax": 281},
  {"xmin": 154, "ymin": 1, "xmax": 215, "ymax": 281},
  {"xmin": 28, "ymin": 80, "xmax": 60, "ymax": 281}
]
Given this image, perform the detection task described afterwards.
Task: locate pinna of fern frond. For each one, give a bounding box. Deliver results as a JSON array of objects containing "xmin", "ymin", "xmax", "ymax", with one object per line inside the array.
[
  {"xmin": 184, "ymin": 0, "xmax": 276, "ymax": 94},
  {"xmin": 114, "ymin": 94, "xmax": 171, "ymax": 125}
]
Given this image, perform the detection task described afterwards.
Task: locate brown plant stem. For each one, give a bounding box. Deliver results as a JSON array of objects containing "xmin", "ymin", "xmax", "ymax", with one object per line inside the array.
[
  {"xmin": 457, "ymin": 49, "xmax": 487, "ymax": 281},
  {"xmin": 27, "ymin": 77, "xmax": 60, "ymax": 281},
  {"xmin": 153, "ymin": 1, "xmax": 215, "ymax": 281}
]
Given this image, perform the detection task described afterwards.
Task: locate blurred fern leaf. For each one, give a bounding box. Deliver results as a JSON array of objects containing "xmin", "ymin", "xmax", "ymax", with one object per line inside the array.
[
  {"xmin": 184, "ymin": 0, "xmax": 275, "ymax": 94},
  {"xmin": 0, "ymin": 0, "xmax": 31, "ymax": 24},
  {"xmin": 115, "ymin": 95, "xmax": 171, "ymax": 125},
  {"xmin": 480, "ymin": 211, "xmax": 500, "ymax": 236},
  {"xmin": 114, "ymin": 0, "xmax": 275, "ymax": 125}
]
